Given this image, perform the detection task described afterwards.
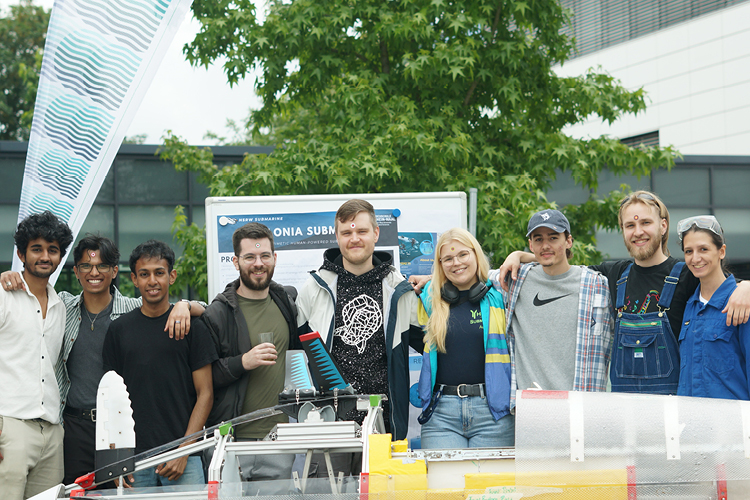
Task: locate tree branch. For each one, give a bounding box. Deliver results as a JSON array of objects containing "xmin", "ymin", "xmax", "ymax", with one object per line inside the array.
[
  {"xmin": 379, "ymin": 38, "xmax": 390, "ymax": 74},
  {"xmin": 463, "ymin": 1, "xmax": 503, "ymax": 108}
]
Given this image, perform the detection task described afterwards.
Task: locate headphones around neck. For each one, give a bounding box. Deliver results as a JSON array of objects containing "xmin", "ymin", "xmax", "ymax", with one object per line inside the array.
[{"xmin": 441, "ymin": 280, "xmax": 489, "ymax": 304}]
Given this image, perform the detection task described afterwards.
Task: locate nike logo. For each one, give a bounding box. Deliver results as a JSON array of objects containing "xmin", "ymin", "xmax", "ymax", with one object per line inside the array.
[{"xmin": 533, "ymin": 293, "xmax": 572, "ymax": 306}]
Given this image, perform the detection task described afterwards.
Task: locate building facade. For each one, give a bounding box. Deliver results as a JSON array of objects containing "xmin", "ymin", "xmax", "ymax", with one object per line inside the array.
[{"xmin": 558, "ymin": 0, "xmax": 750, "ymax": 154}]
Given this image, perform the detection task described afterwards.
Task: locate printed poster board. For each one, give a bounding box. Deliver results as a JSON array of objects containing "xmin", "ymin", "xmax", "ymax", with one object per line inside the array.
[
  {"xmin": 205, "ymin": 192, "xmax": 466, "ymax": 444},
  {"xmin": 205, "ymin": 192, "xmax": 467, "ymax": 300}
]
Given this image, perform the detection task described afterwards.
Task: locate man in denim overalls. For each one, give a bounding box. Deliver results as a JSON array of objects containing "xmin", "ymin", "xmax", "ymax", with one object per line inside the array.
[
  {"xmin": 493, "ymin": 191, "xmax": 750, "ymax": 394},
  {"xmin": 598, "ymin": 192, "xmax": 694, "ymax": 393}
]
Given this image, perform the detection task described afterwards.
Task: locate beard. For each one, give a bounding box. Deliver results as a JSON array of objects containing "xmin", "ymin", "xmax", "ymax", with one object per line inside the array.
[
  {"xmin": 239, "ymin": 264, "xmax": 275, "ymax": 291},
  {"xmin": 25, "ymin": 262, "xmax": 55, "ymax": 279},
  {"xmin": 625, "ymin": 235, "xmax": 662, "ymax": 262}
]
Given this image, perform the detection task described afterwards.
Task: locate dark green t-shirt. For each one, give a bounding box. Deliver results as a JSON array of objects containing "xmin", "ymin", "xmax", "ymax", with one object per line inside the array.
[{"xmin": 236, "ymin": 294, "xmax": 289, "ymax": 439}]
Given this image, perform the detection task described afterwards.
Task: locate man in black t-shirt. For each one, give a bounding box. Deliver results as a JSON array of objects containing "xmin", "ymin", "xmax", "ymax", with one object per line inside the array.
[
  {"xmin": 102, "ymin": 240, "xmax": 217, "ymax": 488},
  {"xmin": 496, "ymin": 191, "xmax": 750, "ymax": 393}
]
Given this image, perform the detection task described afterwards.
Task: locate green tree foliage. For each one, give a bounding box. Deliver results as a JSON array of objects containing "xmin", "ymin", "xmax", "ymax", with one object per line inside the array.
[
  {"xmin": 163, "ymin": 0, "xmax": 676, "ymax": 298},
  {"xmin": 0, "ymin": 0, "xmax": 49, "ymax": 140}
]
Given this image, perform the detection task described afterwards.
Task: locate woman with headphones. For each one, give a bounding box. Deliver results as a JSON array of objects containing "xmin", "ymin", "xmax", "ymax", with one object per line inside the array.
[{"xmin": 417, "ymin": 228, "xmax": 514, "ymax": 448}]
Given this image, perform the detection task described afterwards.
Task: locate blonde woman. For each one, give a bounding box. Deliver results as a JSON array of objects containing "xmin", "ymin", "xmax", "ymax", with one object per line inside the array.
[{"xmin": 417, "ymin": 228, "xmax": 514, "ymax": 448}]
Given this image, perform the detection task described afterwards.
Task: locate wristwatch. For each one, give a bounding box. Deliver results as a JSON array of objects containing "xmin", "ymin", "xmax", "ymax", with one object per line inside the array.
[{"xmin": 180, "ymin": 298, "xmax": 192, "ymax": 311}]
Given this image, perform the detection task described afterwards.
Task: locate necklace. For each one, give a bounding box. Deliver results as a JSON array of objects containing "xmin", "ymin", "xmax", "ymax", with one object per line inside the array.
[
  {"xmin": 83, "ymin": 306, "xmax": 101, "ymax": 331},
  {"xmin": 82, "ymin": 298, "xmax": 111, "ymax": 331}
]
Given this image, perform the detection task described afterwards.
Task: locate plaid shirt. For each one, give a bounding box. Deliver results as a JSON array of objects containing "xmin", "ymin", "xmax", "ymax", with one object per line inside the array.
[
  {"xmin": 54, "ymin": 287, "xmax": 140, "ymax": 422},
  {"xmin": 490, "ymin": 263, "xmax": 614, "ymax": 411}
]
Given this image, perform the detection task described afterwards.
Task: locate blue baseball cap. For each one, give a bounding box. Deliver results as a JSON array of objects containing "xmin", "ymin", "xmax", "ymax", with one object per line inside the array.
[{"xmin": 526, "ymin": 209, "xmax": 571, "ymax": 238}]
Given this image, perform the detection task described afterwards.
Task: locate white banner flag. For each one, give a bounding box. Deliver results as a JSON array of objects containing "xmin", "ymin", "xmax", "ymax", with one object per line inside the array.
[{"xmin": 13, "ymin": 0, "xmax": 193, "ymax": 282}]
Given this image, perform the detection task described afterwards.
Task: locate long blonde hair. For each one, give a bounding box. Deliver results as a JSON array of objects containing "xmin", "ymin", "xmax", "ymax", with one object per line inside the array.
[{"xmin": 426, "ymin": 228, "xmax": 490, "ymax": 353}]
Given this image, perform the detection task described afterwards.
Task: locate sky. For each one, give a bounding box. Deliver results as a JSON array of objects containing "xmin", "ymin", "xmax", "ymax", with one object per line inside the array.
[{"xmin": 2, "ymin": 0, "xmax": 262, "ymax": 145}]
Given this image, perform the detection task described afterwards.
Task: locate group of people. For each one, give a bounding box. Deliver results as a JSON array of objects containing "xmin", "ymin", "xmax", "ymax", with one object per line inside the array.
[
  {"xmin": 0, "ymin": 199, "xmax": 421, "ymax": 498},
  {"xmin": 413, "ymin": 190, "xmax": 750, "ymax": 449},
  {"xmin": 0, "ymin": 193, "xmax": 748, "ymax": 499}
]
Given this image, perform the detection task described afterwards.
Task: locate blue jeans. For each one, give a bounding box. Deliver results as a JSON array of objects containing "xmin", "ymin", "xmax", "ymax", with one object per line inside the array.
[
  {"xmin": 130, "ymin": 456, "xmax": 204, "ymax": 489},
  {"xmin": 420, "ymin": 395, "xmax": 515, "ymax": 449}
]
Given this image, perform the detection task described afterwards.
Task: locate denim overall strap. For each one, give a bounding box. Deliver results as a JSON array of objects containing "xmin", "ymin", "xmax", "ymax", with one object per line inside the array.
[
  {"xmin": 610, "ymin": 262, "xmax": 682, "ymax": 395},
  {"xmin": 615, "ymin": 263, "xmax": 633, "ymax": 310},
  {"xmin": 657, "ymin": 262, "xmax": 685, "ymax": 309}
]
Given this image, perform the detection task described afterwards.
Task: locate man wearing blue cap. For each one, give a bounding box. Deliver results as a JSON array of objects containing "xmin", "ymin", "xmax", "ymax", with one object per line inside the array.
[{"xmin": 494, "ymin": 210, "xmax": 613, "ymax": 410}]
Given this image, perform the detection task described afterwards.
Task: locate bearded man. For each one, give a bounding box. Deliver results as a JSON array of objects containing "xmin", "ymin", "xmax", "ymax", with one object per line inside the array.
[{"xmin": 201, "ymin": 222, "xmax": 298, "ymax": 483}]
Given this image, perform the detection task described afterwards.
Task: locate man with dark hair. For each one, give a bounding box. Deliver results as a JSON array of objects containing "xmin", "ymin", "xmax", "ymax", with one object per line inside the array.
[
  {"xmin": 1, "ymin": 234, "xmax": 203, "ymax": 485},
  {"xmin": 0, "ymin": 211, "xmax": 72, "ymax": 499},
  {"xmin": 202, "ymin": 222, "xmax": 298, "ymax": 484},
  {"xmin": 103, "ymin": 240, "xmax": 217, "ymax": 487},
  {"xmin": 297, "ymin": 199, "xmax": 423, "ymax": 477},
  {"xmin": 493, "ymin": 209, "xmax": 613, "ymax": 410}
]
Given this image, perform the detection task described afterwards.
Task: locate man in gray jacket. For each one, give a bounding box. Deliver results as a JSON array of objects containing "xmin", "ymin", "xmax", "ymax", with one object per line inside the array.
[{"xmin": 202, "ymin": 222, "xmax": 297, "ymax": 483}]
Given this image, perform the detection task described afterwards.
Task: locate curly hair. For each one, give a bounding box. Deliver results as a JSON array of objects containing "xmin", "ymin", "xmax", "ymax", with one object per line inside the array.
[
  {"xmin": 129, "ymin": 240, "xmax": 175, "ymax": 272},
  {"xmin": 14, "ymin": 210, "xmax": 74, "ymax": 257}
]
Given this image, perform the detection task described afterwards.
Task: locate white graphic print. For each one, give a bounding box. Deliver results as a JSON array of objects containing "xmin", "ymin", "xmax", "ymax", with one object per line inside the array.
[{"xmin": 334, "ymin": 294, "xmax": 383, "ymax": 354}]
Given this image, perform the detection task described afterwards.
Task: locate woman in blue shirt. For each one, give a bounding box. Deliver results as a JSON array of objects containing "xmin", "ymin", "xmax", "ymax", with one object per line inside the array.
[
  {"xmin": 677, "ymin": 215, "xmax": 750, "ymax": 400},
  {"xmin": 417, "ymin": 228, "xmax": 514, "ymax": 448}
]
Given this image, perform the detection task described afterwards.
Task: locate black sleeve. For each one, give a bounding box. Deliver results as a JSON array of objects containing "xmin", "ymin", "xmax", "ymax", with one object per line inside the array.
[
  {"xmin": 102, "ymin": 323, "xmax": 119, "ymax": 374},
  {"xmin": 590, "ymin": 260, "xmax": 614, "ymax": 276},
  {"xmin": 283, "ymin": 287, "xmax": 302, "ymax": 351},
  {"xmin": 202, "ymin": 306, "xmax": 247, "ymax": 388},
  {"xmin": 188, "ymin": 317, "xmax": 219, "ymax": 371}
]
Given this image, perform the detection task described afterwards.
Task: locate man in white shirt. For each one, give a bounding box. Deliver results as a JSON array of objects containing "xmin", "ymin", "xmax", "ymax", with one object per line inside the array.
[{"xmin": 0, "ymin": 211, "xmax": 73, "ymax": 499}]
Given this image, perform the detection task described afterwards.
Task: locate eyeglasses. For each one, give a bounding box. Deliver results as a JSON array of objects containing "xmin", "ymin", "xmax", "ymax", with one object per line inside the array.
[
  {"xmin": 77, "ymin": 263, "xmax": 113, "ymax": 273},
  {"xmin": 238, "ymin": 253, "xmax": 274, "ymax": 265},
  {"xmin": 677, "ymin": 215, "xmax": 724, "ymax": 242},
  {"xmin": 619, "ymin": 192, "xmax": 656, "ymax": 207},
  {"xmin": 440, "ymin": 250, "xmax": 473, "ymax": 266}
]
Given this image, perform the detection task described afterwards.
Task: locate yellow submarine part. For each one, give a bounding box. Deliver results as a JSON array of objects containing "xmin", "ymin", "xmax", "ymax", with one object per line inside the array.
[
  {"xmin": 465, "ymin": 470, "xmax": 627, "ymax": 500},
  {"xmin": 368, "ymin": 434, "xmax": 427, "ymax": 499},
  {"xmin": 367, "ymin": 435, "xmax": 627, "ymax": 500}
]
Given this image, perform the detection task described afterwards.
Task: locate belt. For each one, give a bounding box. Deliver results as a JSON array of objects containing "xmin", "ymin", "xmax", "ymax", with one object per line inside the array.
[
  {"xmin": 64, "ymin": 405, "xmax": 96, "ymax": 422},
  {"xmin": 438, "ymin": 383, "xmax": 485, "ymax": 398}
]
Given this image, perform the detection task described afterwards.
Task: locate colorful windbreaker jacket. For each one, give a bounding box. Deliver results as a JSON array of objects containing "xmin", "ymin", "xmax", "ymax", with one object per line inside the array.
[{"xmin": 417, "ymin": 280, "xmax": 512, "ymax": 421}]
